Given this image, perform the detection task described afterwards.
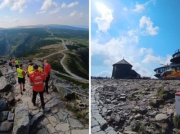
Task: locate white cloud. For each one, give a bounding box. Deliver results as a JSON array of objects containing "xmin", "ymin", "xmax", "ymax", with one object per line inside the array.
[
  {"xmin": 95, "ymin": 3, "xmax": 113, "ymax": 32},
  {"xmin": 139, "ymin": 16, "xmax": 159, "ymax": 35},
  {"xmin": 142, "ymin": 54, "xmax": 161, "ymax": 63},
  {"xmin": 40, "ymin": 0, "xmax": 57, "ymax": 11},
  {"xmin": 36, "ymin": 10, "xmax": 46, "ymax": 14},
  {"xmin": 61, "ymin": 1, "xmax": 79, "ymax": 8},
  {"xmin": 123, "ymin": 7, "xmax": 128, "ymax": 12},
  {"xmin": 48, "ymin": 7, "xmax": 60, "ymax": 15},
  {"xmin": 133, "ymin": 63, "xmax": 153, "ymax": 77},
  {"xmin": 142, "ymin": 53, "xmax": 171, "ymax": 65},
  {"xmin": 13, "ymin": 18, "xmax": 18, "ymax": 22},
  {"xmin": 139, "ymin": 48, "xmax": 153, "ymax": 55},
  {"xmin": 133, "ymin": 3, "xmax": 145, "ymax": 13},
  {"xmin": 70, "ymin": 10, "xmax": 83, "ymax": 17},
  {"xmin": 96, "ymin": 71, "xmax": 111, "ymax": 77},
  {"xmin": 133, "ymin": 0, "xmax": 155, "ymax": 13},
  {"xmin": 0, "ymin": 0, "xmax": 27, "ymax": 13}
]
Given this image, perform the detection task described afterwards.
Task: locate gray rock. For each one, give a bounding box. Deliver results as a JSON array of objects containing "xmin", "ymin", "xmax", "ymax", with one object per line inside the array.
[
  {"xmin": 7, "ymin": 93, "xmax": 15, "ymax": 105},
  {"xmin": 46, "ymin": 98, "xmax": 61, "ymax": 108},
  {"xmin": 12, "ymin": 102, "xmax": 29, "ymax": 134},
  {"xmin": 68, "ymin": 118, "xmax": 84, "ymax": 129},
  {"xmin": 105, "ymin": 126, "xmax": 117, "ymax": 134},
  {"xmin": 0, "ymin": 77, "xmax": 8, "ymax": 91},
  {"xmin": 30, "ymin": 112, "xmax": 43, "ymax": 126},
  {"xmin": 0, "ymin": 100, "xmax": 7, "ymax": 112},
  {"xmin": 155, "ymin": 114, "xmax": 168, "ymax": 121},
  {"xmin": 0, "ymin": 111, "xmax": 9, "ymax": 122},
  {"xmin": 37, "ymin": 128, "xmax": 49, "ymax": 134},
  {"xmin": 91, "ymin": 118, "xmax": 99, "ymax": 127},
  {"xmin": 134, "ymin": 114, "xmax": 142, "ymax": 120},
  {"xmin": 0, "ymin": 121, "xmax": 13, "ymax": 132},
  {"xmin": 8, "ymin": 112, "xmax": 14, "ymax": 121},
  {"xmin": 92, "ymin": 126, "xmax": 101, "ymax": 133},
  {"xmin": 57, "ymin": 111, "xmax": 68, "ymax": 121},
  {"xmin": 124, "ymin": 131, "xmax": 137, "ymax": 134},
  {"xmin": 95, "ymin": 131, "xmax": 106, "ymax": 134}
]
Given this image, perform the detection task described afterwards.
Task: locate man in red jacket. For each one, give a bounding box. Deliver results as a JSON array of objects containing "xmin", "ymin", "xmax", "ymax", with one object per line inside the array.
[
  {"xmin": 30, "ymin": 64, "xmax": 46, "ymax": 110},
  {"xmin": 44, "ymin": 59, "xmax": 51, "ymax": 94}
]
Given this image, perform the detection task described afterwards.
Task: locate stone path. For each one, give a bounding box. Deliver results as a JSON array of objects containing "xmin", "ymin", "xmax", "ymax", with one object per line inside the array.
[
  {"xmin": 0, "ymin": 66, "xmax": 88, "ymax": 134},
  {"xmin": 91, "ymin": 85, "xmax": 117, "ymax": 134}
]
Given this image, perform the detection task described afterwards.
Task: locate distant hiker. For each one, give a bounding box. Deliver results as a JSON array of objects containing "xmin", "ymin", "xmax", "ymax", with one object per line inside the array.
[
  {"xmin": 17, "ymin": 64, "xmax": 26, "ymax": 95},
  {"xmin": 9, "ymin": 60, "xmax": 13, "ymax": 69},
  {"xmin": 29, "ymin": 64, "xmax": 46, "ymax": 110},
  {"xmin": 44, "ymin": 59, "xmax": 51, "ymax": 94},
  {"xmin": 27, "ymin": 60, "xmax": 34, "ymax": 77},
  {"xmin": 15, "ymin": 59, "xmax": 19, "ymax": 69}
]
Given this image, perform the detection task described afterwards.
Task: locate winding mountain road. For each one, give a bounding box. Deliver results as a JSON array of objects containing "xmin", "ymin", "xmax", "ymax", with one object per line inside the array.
[{"xmin": 34, "ymin": 40, "xmax": 88, "ymax": 83}]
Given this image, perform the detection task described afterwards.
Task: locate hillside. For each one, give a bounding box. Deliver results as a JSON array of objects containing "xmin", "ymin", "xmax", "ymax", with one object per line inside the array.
[{"xmin": 0, "ymin": 25, "xmax": 89, "ymax": 85}]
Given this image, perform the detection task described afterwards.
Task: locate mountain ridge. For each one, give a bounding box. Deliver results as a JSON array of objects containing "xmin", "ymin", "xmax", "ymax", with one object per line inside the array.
[{"xmin": 0, "ymin": 24, "xmax": 88, "ymax": 31}]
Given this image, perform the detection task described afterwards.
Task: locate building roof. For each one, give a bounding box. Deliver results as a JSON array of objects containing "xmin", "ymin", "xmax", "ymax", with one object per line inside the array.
[{"xmin": 113, "ymin": 59, "xmax": 132, "ymax": 66}]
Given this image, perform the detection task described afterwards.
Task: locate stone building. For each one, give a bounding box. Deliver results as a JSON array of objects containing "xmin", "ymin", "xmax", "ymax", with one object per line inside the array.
[{"xmin": 112, "ymin": 59, "xmax": 140, "ymax": 79}]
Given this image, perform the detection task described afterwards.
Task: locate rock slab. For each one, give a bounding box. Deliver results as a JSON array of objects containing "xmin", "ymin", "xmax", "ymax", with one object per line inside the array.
[{"xmin": 12, "ymin": 102, "xmax": 29, "ymax": 134}]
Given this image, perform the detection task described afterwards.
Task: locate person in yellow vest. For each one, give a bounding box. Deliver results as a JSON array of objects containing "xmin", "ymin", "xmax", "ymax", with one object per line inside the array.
[
  {"xmin": 38, "ymin": 65, "xmax": 43, "ymax": 72},
  {"xmin": 15, "ymin": 59, "xmax": 19, "ymax": 69},
  {"xmin": 17, "ymin": 64, "xmax": 26, "ymax": 95},
  {"xmin": 27, "ymin": 60, "xmax": 34, "ymax": 77}
]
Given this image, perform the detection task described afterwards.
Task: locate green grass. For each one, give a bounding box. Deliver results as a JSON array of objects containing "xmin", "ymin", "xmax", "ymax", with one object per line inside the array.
[
  {"xmin": 174, "ymin": 115, "xmax": 180, "ymax": 128},
  {"xmin": 55, "ymin": 73, "xmax": 89, "ymax": 89},
  {"xmin": 47, "ymin": 54, "xmax": 68, "ymax": 75},
  {"xmin": 65, "ymin": 51, "xmax": 88, "ymax": 80}
]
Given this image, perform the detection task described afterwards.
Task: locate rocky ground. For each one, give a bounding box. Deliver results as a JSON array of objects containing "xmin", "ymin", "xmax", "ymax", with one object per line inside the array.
[
  {"xmin": 91, "ymin": 79, "xmax": 180, "ymax": 134},
  {"xmin": 0, "ymin": 63, "xmax": 89, "ymax": 134}
]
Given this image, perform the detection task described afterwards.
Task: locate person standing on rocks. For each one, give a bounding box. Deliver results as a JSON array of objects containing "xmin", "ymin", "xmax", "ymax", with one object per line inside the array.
[
  {"xmin": 17, "ymin": 64, "xmax": 26, "ymax": 95},
  {"xmin": 9, "ymin": 59, "xmax": 13, "ymax": 70},
  {"xmin": 27, "ymin": 60, "xmax": 34, "ymax": 77},
  {"xmin": 15, "ymin": 59, "xmax": 19, "ymax": 69},
  {"xmin": 30, "ymin": 64, "xmax": 46, "ymax": 110},
  {"xmin": 44, "ymin": 59, "xmax": 51, "ymax": 94}
]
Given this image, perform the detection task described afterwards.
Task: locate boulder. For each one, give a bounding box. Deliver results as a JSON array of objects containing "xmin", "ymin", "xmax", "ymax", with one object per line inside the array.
[
  {"xmin": 155, "ymin": 114, "xmax": 168, "ymax": 122},
  {"xmin": 0, "ymin": 121, "xmax": 13, "ymax": 132},
  {"xmin": 0, "ymin": 100, "xmax": 7, "ymax": 112},
  {"xmin": 7, "ymin": 112, "xmax": 14, "ymax": 121},
  {"xmin": 46, "ymin": 98, "xmax": 61, "ymax": 109},
  {"xmin": 0, "ymin": 77, "xmax": 11, "ymax": 92},
  {"xmin": 30, "ymin": 112, "xmax": 44, "ymax": 126},
  {"xmin": 12, "ymin": 102, "xmax": 29, "ymax": 134},
  {"xmin": 0, "ymin": 111, "xmax": 9, "ymax": 122}
]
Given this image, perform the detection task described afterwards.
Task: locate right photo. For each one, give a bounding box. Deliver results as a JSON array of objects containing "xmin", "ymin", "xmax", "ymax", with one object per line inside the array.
[{"xmin": 91, "ymin": 0, "xmax": 180, "ymax": 134}]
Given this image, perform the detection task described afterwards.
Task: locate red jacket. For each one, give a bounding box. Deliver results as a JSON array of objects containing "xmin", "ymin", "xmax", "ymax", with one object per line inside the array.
[
  {"xmin": 29, "ymin": 71, "xmax": 46, "ymax": 92},
  {"xmin": 44, "ymin": 64, "xmax": 51, "ymax": 78}
]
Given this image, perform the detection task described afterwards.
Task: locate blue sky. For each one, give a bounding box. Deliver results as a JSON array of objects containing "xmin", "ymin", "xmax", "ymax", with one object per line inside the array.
[
  {"xmin": 91, "ymin": 0, "xmax": 180, "ymax": 78},
  {"xmin": 0, "ymin": 0, "xmax": 88, "ymax": 28}
]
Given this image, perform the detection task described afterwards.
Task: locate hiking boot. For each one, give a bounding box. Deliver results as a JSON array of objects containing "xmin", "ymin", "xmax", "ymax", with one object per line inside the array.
[{"xmin": 31, "ymin": 99, "xmax": 36, "ymax": 106}]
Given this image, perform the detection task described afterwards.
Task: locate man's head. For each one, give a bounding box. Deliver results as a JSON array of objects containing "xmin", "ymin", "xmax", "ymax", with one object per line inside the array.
[
  {"xmin": 44, "ymin": 59, "xmax": 48, "ymax": 65},
  {"xmin": 19, "ymin": 64, "xmax": 23, "ymax": 68},
  {"xmin": 33, "ymin": 64, "xmax": 38, "ymax": 71}
]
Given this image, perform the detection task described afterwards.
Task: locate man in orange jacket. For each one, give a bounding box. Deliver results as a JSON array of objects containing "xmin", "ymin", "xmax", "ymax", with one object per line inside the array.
[{"xmin": 29, "ymin": 64, "xmax": 46, "ymax": 110}]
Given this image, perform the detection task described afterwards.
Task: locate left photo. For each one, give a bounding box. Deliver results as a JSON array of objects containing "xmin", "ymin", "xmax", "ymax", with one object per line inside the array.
[{"xmin": 0, "ymin": 0, "xmax": 89, "ymax": 134}]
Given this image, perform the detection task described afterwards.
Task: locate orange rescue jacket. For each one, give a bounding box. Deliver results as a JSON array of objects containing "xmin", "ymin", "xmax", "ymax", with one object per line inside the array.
[{"xmin": 29, "ymin": 71, "xmax": 46, "ymax": 92}]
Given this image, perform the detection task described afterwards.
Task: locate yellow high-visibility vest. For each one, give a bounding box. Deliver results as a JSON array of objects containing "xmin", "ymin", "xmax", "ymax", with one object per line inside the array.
[
  {"xmin": 15, "ymin": 60, "xmax": 19, "ymax": 65},
  {"xmin": 17, "ymin": 68, "xmax": 24, "ymax": 78}
]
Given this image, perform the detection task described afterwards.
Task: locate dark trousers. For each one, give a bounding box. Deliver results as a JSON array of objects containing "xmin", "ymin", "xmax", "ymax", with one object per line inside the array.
[
  {"xmin": 45, "ymin": 74, "xmax": 50, "ymax": 92},
  {"xmin": 32, "ymin": 90, "xmax": 45, "ymax": 108}
]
